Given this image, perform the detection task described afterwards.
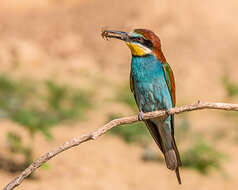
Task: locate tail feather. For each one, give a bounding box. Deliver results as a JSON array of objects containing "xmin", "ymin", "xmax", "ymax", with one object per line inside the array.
[
  {"xmin": 172, "ymin": 135, "xmax": 182, "ymax": 166},
  {"xmin": 164, "ymin": 149, "xmax": 177, "ymax": 170},
  {"xmin": 164, "ymin": 149, "xmax": 181, "ymax": 184},
  {"xmin": 145, "ymin": 119, "xmax": 182, "ymax": 184},
  {"xmin": 175, "ymin": 167, "xmax": 181, "ymax": 184}
]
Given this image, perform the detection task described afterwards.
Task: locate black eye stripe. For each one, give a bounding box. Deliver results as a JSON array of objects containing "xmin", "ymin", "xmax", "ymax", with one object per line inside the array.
[
  {"xmin": 143, "ymin": 40, "xmax": 153, "ymax": 49},
  {"xmin": 130, "ymin": 37, "xmax": 153, "ymax": 49},
  {"xmin": 130, "ymin": 37, "xmax": 142, "ymax": 42}
]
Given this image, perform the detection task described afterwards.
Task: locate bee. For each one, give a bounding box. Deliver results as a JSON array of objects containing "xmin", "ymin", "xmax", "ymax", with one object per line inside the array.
[{"xmin": 101, "ymin": 27, "xmax": 110, "ymax": 40}]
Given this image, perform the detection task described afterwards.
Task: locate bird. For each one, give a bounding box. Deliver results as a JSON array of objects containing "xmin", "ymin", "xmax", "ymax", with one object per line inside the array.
[{"xmin": 102, "ymin": 29, "xmax": 182, "ymax": 184}]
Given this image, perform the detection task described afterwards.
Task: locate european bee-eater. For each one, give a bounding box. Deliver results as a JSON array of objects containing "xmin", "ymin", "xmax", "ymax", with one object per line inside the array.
[{"xmin": 102, "ymin": 29, "xmax": 182, "ymax": 184}]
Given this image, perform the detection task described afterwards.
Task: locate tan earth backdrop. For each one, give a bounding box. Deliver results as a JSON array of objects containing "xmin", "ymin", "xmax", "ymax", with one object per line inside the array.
[{"xmin": 1, "ymin": 0, "xmax": 238, "ymax": 190}]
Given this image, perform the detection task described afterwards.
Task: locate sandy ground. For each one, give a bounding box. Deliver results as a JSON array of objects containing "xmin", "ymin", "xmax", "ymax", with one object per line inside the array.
[{"xmin": 1, "ymin": 0, "xmax": 238, "ymax": 189}]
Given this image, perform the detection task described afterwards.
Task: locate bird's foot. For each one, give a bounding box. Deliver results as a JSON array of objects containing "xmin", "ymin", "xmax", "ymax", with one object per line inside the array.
[
  {"xmin": 138, "ymin": 111, "xmax": 144, "ymax": 121},
  {"xmin": 165, "ymin": 109, "xmax": 171, "ymax": 117}
]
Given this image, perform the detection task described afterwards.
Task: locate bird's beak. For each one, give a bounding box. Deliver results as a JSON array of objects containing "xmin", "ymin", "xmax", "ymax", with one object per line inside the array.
[{"xmin": 101, "ymin": 30, "xmax": 129, "ymax": 42}]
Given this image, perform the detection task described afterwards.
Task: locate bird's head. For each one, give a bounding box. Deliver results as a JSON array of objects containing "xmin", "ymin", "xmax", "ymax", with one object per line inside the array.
[{"xmin": 102, "ymin": 28, "xmax": 166, "ymax": 62}]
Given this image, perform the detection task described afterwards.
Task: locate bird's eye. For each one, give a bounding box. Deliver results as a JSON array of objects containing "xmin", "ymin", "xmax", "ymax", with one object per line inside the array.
[{"xmin": 136, "ymin": 37, "xmax": 144, "ymax": 43}]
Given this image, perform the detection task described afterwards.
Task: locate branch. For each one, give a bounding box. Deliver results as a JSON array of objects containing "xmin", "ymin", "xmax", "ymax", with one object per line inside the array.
[{"xmin": 3, "ymin": 101, "xmax": 238, "ymax": 190}]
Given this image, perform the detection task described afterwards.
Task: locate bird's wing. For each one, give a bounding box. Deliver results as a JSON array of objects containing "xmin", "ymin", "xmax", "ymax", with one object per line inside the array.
[
  {"xmin": 130, "ymin": 70, "xmax": 134, "ymax": 94},
  {"xmin": 162, "ymin": 62, "xmax": 182, "ymax": 167},
  {"xmin": 162, "ymin": 62, "xmax": 176, "ymax": 106},
  {"xmin": 130, "ymin": 70, "xmax": 139, "ymax": 104}
]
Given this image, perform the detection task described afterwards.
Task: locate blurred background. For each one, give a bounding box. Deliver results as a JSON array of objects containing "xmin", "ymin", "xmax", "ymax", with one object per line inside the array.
[{"xmin": 1, "ymin": 0, "xmax": 238, "ymax": 189}]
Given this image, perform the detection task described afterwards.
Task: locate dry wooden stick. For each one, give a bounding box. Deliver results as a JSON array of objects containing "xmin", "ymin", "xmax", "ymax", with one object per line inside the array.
[{"xmin": 3, "ymin": 101, "xmax": 238, "ymax": 190}]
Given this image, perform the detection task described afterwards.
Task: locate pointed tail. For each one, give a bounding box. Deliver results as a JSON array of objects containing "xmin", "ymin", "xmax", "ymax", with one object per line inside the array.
[
  {"xmin": 175, "ymin": 167, "xmax": 181, "ymax": 184},
  {"xmin": 145, "ymin": 119, "xmax": 182, "ymax": 184},
  {"xmin": 164, "ymin": 149, "xmax": 182, "ymax": 184}
]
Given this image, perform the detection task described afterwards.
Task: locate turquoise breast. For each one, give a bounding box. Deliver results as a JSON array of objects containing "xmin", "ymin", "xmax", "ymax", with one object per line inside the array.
[{"xmin": 131, "ymin": 55, "xmax": 173, "ymax": 112}]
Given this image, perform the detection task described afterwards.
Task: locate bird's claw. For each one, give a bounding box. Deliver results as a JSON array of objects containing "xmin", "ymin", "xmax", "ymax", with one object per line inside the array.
[
  {"xmin": 138, "ymin": 111, "xmax": 144, "ymax": 121},
  {"xmin": 165, "ymin": 109, "xmax": 171, "ymax": 116}
]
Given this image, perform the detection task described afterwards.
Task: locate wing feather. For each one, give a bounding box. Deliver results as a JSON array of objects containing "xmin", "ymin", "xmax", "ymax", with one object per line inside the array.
[
  {"xmin": 162, "ymin": 62, "xmax": 176, "ymax": 106},
  {"xmin": 162, "ymin": 62, "xmax": 181, "ymax": 166},
  {"xmin": 130, "ymin": 70, "xmax": 134, "ymax": 94}
]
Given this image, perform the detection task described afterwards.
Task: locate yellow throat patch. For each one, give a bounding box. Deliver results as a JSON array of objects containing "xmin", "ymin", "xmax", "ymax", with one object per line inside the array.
[{"xmin": 126, "ymin": 42, "xmax": 151, "ymax": 56}]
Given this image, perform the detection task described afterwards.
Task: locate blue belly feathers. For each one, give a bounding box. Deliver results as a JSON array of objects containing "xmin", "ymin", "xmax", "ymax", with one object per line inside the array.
[{"xmin": 131, "ymin": 55, "xmax": 173, "ymax": 113}]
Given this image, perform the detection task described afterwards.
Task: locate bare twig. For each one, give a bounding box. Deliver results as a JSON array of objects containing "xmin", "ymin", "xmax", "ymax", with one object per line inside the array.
[{"xmin": 3, "ymin": 101, "xmax": 238, "ymax": 190}]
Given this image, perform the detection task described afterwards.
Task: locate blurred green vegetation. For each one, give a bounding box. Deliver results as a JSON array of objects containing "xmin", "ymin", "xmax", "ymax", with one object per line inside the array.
[
  {"xmin": 182, "ymin": 139, "xmax": 225, "ymax": 174},
  {"xmin": 177, "ymin": 119, "xmax": 225, "ymax": 174},
  {"xmin": 7, "ymin": 131, "xmax": 33, "ymax": 167},
  {"xmin": 0, "ymin": 75, "xmax": 90, "ymax": 171},
  {"xmin": 0, "ymin": 75, "xmax": 90, "ymax": 138},
  {"xmin": 222, "ymin": 74, "xmax": 238, "ymax": 97},
  {"xmin": 221, "ymin": 73, "xmax": 238, "ymax": 118}
]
